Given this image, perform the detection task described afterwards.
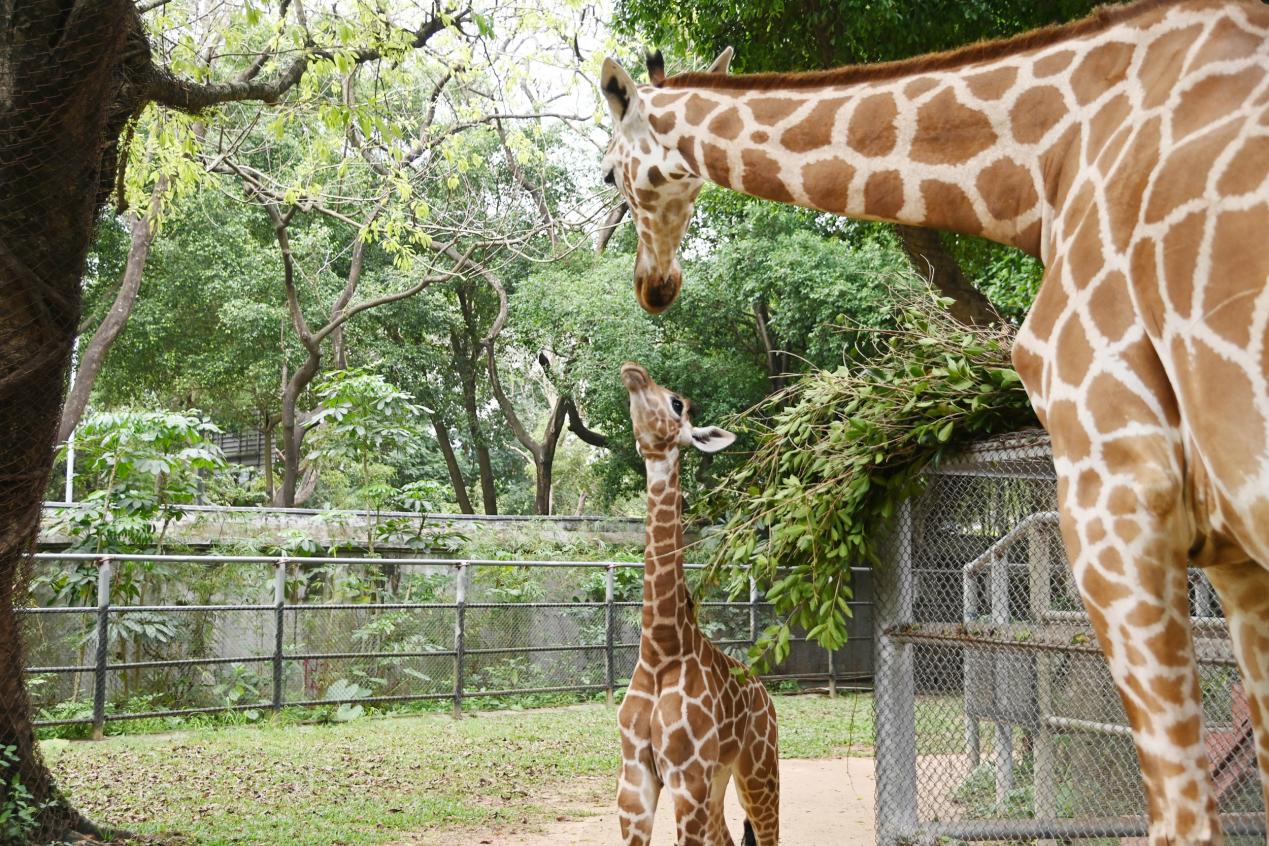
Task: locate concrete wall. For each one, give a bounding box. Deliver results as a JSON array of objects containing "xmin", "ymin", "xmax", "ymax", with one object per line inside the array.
[{"xmin": 40, "ymin": 502, "xmax": 647, "ymax": 553}]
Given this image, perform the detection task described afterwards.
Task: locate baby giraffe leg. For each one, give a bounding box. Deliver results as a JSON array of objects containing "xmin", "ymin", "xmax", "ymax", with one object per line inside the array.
[
  {"xmin": 670, "ymin": 764, "xmax": 718, "ymax": 846},
  {"xmin": 734, "ymin": 693, "xmax": 780, "ymax": 845},
  {"xmin": 617, "ymin": 732, "xmax": 661, "ymax": 846},
  {"xmin": 706, "ymin": 767, "xmax": 737, "ymax": 846}
]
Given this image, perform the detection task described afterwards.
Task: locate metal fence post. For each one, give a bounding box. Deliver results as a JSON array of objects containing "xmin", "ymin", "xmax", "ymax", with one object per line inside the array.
[
  {"xmin": 963, "ymin": 553, "xmax": 982, "ymax": 768},
  {"xmin": 826, "ymin": 643, "xmax": 837, "ymax": 698},
  {"xmin": 453, "ymin": 561, "xmax": 466, "ymax": 719},
  {"xmin": 605, "ymin": 563, "xmax": 615, "ymax": 706},
  {"xmin": 748, "ymin": 577, "xmax": 758, "ymax": 646},
  {"xmin": 272, "ymin": 557, "xmax": 287, "ymax": 715},
  {"xmin": 1193, "ymin": 572, "xmax": 1214, "ymax": 618},
  {"xmin": 874, "ymin": 501, "xmax": 918, "ymax": 846},
  {"xmin": 991, "ymin": 551, "xmax": 1014, "ymax": 808},
  {"xmin": 1029, "ymin": 519, "xmax": 1056, "ymax": 844},
  {"xmin": 91, "ymin": 556, "xmax": 112, "ymax": 741}
]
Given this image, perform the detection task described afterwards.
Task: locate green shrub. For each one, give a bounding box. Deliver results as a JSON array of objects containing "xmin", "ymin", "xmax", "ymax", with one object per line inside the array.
[{"xmin": 0, "ymin": 744, "xmax": 51, "ymax": 843}]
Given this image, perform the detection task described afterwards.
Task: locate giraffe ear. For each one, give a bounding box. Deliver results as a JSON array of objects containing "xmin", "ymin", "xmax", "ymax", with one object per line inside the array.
[
  {"xmin": 705, "ymin": 46, "xmax": 733, "ymax": 75},
  {"xmin": 601, "ymin": 57, "xmax": 640, "ymax": 125},
  {"xmin": 690, "ymin": 426, "xmax": 736, "ymax": 454},
  {"xmin": 646, "ymin": 50, "xmax": 666, "ymax": 86}
]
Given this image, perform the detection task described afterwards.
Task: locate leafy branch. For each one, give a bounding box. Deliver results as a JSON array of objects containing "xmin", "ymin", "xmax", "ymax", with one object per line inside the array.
[{"xmin": 694, "ymin": 288, "xmax": 1038, "ymax": 667}]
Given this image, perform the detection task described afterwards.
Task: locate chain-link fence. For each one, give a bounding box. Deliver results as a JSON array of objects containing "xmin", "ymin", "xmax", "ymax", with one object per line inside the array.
[
  {"xmin": 21, "ymin": 552, "xmax": 874, "ymax": 736},
  {"xmin": 874, "ymin": 430, "xmax": 1265, "ymax": 844}
]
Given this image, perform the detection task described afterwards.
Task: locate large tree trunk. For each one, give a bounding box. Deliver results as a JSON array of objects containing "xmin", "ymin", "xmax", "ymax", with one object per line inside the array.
[
  {"xmin": 430, "ymin": 413, "xmax": 474, "ymax": 514},
  {"xmin": 452, "ymin": 322, "xmax": 497, "ymax": 515},
  {"xmin": 56, "ymin": 176, "xmax": 166, "ymax": 443},
  {"xmin": 894, "ymin": 225, "xmax": 1000, "ymax": 326},
  {"xmin": 531, "ymin": 395, "xmax": 570, "ymax": 516},
  {"xmin": 752, "ymin": 300, "xmax": 789, "ymax": 393},
  {"xmin": 262, "ymin": 416, "xmax": 276, "ymax": 502},
  {"xmin": 0, "ymin": 0, "xmax": 138, "ymax": 840},
  {"xmin": 278, "ymin": 347, "xmax": 320, "ymax": 507}
]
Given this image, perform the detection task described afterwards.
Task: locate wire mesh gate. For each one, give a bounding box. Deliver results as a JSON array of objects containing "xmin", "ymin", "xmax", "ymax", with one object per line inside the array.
[{"xmin": 874, "ymin": 431, "xmax": 1265, "ymax": 844}]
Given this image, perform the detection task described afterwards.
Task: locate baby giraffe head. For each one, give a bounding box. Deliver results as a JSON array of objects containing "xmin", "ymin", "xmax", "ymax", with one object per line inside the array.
[
  {"xmin": 621, "ymin": 362, "xmax": 735, "ymax": 461},
  {"xmin": 600, "ymin": 48, "xmax": 733, "ymax": 314}
]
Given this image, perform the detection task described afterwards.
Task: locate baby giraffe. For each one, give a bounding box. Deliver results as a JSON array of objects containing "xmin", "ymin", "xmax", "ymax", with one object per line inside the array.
[{"xmin": 617, "ymin": 362, "xmax": 780, "ymax": 846}]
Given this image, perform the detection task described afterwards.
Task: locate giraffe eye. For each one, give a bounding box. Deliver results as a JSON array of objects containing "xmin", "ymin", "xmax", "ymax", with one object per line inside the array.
[
  {"xmin": 670, "ymin": 397, "xmax": 684, "ymax": 416},
  {"xmin": 604, "ymin": 169, "xmax": 615, "ymax": 185}
]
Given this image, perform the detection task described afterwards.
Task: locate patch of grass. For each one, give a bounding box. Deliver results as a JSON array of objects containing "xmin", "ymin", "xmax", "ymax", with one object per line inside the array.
[
  {"xmin": 775, "ymin": 693, "xmax": 874, "ymax": 758},
  {"xmin": 45, "ymin": 694, "xmax": 870, "ymax": 846}
]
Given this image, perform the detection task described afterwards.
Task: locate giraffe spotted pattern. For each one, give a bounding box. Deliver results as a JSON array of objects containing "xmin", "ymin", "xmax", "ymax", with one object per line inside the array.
[
  {"xmin": 618, "ymin": 362, "xmax": 780, "ymax": 846},
  {"xmin": 600, "ymin": 1, "xmax": 1269, "ymax": 843}
]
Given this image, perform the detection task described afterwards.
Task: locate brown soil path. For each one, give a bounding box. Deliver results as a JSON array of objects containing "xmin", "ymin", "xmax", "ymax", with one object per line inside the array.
[{"xmin": 399, "ymin": 757, "xmax": 875, "ymax": 845}]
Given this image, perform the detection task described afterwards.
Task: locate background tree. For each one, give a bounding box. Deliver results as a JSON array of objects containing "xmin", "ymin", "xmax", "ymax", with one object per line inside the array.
[
  {"xmin": 303, "ymin": 368, "xmax": 425, "ymax": 552},
  {"xmin": 0, "ymin": 0, "xmax": 599, "ymax": 838}
]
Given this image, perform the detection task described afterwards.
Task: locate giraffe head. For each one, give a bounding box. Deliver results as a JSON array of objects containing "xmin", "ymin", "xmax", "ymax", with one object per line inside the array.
[
  {"xmin": 600, "ymin": 49, "xmax": 733, "ymax": 314},
  {"xmin": 621, "ymin": 362, "xmax": 735, "ymax": 460}
]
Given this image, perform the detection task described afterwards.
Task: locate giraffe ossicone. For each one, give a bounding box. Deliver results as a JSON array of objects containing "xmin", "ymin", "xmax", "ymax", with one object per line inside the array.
[
  {"xmin": 618, "ymin": 361, "xmax": 779, "ymax": 846},
  {"xmin": 602, "ymin": 2, "xmax": 1269, "ymax": 843}
]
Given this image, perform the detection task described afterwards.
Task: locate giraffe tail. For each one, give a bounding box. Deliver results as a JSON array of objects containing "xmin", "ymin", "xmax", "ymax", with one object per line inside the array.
[{"xmin": 742, "ymin": 819, "xmax": 757, "ymax": 846}]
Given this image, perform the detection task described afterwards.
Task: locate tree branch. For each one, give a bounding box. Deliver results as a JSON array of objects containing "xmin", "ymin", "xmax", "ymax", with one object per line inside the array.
[
  {"xmin": 752, "ymin": 300, "xmax": 786, "ymax": 393},
  {"xmin": 143, "ymin": 7, "xmax": 466, "ymax": 111},
  {"xmin": 58, "ymin": 176, "xmax": 168, "ymax": 442},
  {"xmin": 310, "ymin": 267, "xmax": 459, "ymax": 346},
  {"xmin": 595, "ymin": 201, "xmax": 627, "ymax": 255},
  {"xmin": 262, "ymin": 202, "xmax": 315, "ymax": 350},
  {"xmin": 485, "ymin": 344, "xmax": 542, "ymax": 462},
  {"xmin": 494, "ymin": 117, "xmax": 554, "ymax": 246},
  {"xmin": 563, "ymin": 396, "xmax": 608, "ymax": 448}
]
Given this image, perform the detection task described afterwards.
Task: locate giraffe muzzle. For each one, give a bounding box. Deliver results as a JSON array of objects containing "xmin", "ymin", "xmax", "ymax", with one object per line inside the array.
[
  {"xmin": 620, "ymin": 362, "xmax": 650, "ymax": 390},
  {"xmin": 635, "ymin": 266, "xmax": 682, "ymax": 315}
]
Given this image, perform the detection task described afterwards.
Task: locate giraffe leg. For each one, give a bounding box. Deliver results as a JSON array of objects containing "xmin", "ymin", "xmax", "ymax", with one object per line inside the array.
[
  {"xmin": 734, "ymin": 689, "xmax": 780, "ymax": 846},
  {"xmin": 1054, "ymin": 455, "xmax": 1222, "ymax": 846},
  {"xmin": 616, "ymin": 748, "xmax": 661, "ymax": 846},
  {"xmin": 1203, "ymin": 559, "xmax": 1269, "ymax": 817},
  {"xmin": 706, "ymin": 766, "xmax": 737, "ymax": 846},
  {"xmin": 667, "ymin": 762, "xmax": 716, "ymax": 846}
]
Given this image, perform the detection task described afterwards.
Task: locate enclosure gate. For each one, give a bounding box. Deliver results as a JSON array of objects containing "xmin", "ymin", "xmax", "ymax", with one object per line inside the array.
[{"xmin": 874, "ymin": 431, "xmax": 1265, "ymax": 845}]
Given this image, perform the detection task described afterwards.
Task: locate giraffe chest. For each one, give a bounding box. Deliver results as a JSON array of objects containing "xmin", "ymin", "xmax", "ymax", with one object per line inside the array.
[{"xmin": 623, "ymin": 645, "xmax": 754, "ymax": 749}]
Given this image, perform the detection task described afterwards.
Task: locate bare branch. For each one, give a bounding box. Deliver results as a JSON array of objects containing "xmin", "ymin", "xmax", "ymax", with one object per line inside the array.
[
  {"xmin": 310, "ymin": 266, "xmax": 461, "ymax": 346},
  {"xmin": 237, "ymin": 0, "xmax": 294, "ymax": 85},
  {"xmin": 262, "ymin": 202, "xmax": 315, "ymax": 350},
  {"xmin": 595, "ymin": 201, "xmax": 628, "ymax": 255},
  {"xmin": 494, "ymin": 117, "xmax": 554, "ymax": 246},
  {"xmin": 485, "ymin": 339, "xmax": 542, "ymax": 461},
  {"xmin": 563, "ymin": 396, "xmax": 608, "ymax": 448},
  {"xmin": 422, "ymin": 70, "xmax": 455, "ymax": 130}
]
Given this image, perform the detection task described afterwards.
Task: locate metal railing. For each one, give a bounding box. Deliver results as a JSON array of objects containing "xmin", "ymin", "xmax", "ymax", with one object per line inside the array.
[{"xmin": 22, "ymin": 552, "xmax": 874, "ymax": 738}]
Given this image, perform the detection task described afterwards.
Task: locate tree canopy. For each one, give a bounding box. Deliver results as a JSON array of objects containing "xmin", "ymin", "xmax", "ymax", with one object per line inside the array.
[{"xmin": 613, "ymin": 0, "xmax": 1108, "ymax": 73}]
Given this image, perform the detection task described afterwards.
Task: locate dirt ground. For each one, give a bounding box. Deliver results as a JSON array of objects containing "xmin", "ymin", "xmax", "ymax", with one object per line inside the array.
[{"xmin": 401, "ymin": 757, "xmax": 876, "ymax": 845}]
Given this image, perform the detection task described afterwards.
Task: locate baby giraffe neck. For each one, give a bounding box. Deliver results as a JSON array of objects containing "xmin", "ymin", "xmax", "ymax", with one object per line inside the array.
[{"xmin": 642, "ymin": 451, "xmax": 689, "ymax": 656}]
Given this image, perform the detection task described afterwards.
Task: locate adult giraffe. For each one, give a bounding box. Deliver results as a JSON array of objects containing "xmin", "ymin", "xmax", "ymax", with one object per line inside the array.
[
  {"xmin": 598, "ymin": 1, "xmax": 1269, "ymax": 843},
  {"xmin": 619, "ymin": 362, "xmax": 781, "ymax": 846}
]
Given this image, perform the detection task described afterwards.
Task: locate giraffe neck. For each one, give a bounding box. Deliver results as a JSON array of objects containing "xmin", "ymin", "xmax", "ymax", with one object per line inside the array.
[
  {"xmin": 641, "ymin": 451, "xmax": 690, "ymax": 655},
  {"xmin": 643, "ymin": 43, "xmax": 1102, "ymax": 258}
]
